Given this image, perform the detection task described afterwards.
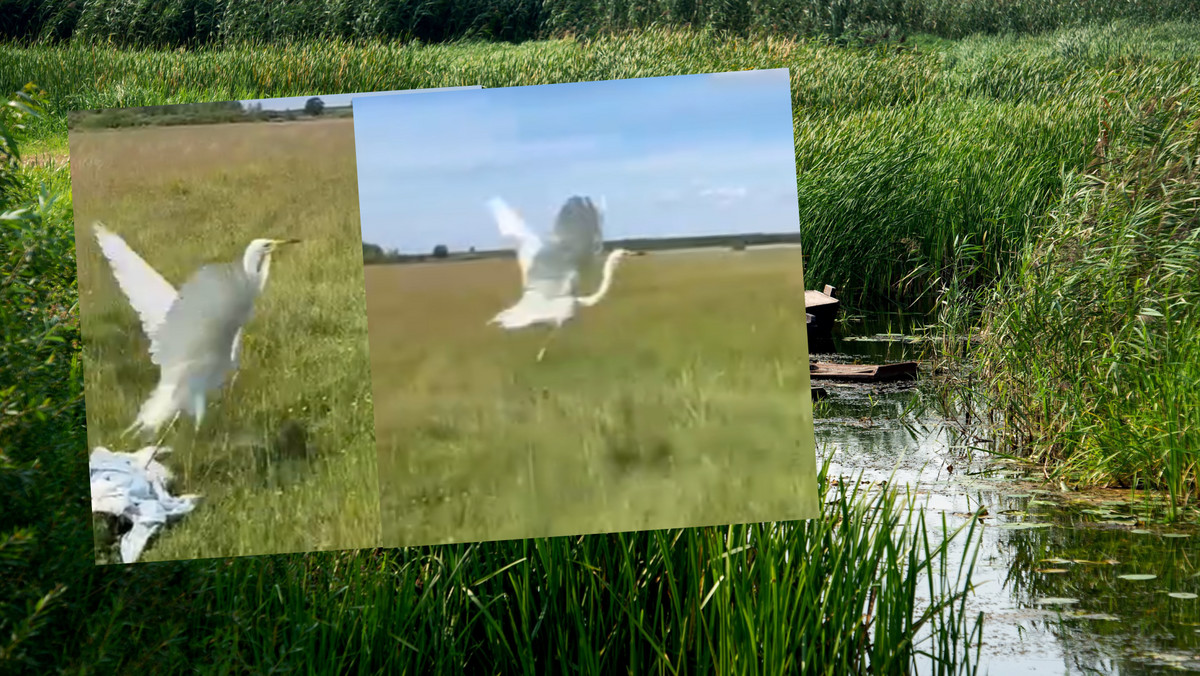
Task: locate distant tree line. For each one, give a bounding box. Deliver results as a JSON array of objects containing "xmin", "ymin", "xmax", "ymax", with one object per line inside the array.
[
  {"xmin": 4, "ymin": 0, "xmax": 1196, "ymax": 49},
  {"xmin": 363, "ymin": 241, "xmax": 458, "ymax": 264},
  {"xmin": 362, "ymin": 232, "xmax": 804, "ymax": 265},
  {"xmin": 67, "ymin": 96, "xmax": 348, "ymax": 130}
]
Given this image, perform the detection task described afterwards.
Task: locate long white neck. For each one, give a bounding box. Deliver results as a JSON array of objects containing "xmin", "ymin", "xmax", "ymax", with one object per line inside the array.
[
  {"xmin": 577, "ymin": 251, "xmax": 624, "ymax": 307},
  {"xmin": 243, "ymin": 246, "xmax": 272, "ymax": 293}
]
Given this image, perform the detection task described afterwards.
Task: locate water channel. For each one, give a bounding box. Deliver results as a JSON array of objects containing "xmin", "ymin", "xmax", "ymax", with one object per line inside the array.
[{"xmin": 815, "ymin": 315, "xmax": 1200, "ymax": 675}]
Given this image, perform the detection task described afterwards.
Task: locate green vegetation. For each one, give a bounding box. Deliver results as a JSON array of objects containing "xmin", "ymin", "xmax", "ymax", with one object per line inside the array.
[
  {"xmin": 72, "ymin": 116, "xmax": 380, "ymax": 561},
  {"xmin": 970, "ymin": 89, "xmax": 1200, "ymax": 516},
  {"xmin": 0, "ymin": 83, "xmax": 87, "ymax": 671},
  {"xmin": 3, "ymin": 0, "xmax": 1199, "ymax": 48},
  {"xmin": 5, "ymin": 22, "xmax": 1199, "ymax": 308},
  {"xmin": 4, "ymin": 7, "xmax": 1199, "ymax": 669}
]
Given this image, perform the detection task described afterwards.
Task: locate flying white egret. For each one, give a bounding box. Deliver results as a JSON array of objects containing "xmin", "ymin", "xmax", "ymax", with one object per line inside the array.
[
  {"xmin": 92, "ymin": 223, "xmax": 300, "ymax": 438},
  {"xmin": 487, "ymin": 195, "xmax": 631, "ymax": 362}
]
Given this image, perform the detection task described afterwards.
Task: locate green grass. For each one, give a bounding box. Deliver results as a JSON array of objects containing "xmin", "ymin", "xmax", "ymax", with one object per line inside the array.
[
  {"xmin": 11, "ymin": 463, "xmax": 988, "ymax": 674},
  {"xmin": 4, "ymin": 22, "xmax": 1200, "ymax": 310},
  {"xmin": 367, "ymin": 248, "xmax": 819, "ymax": 547},
  {"xmin": 71, "ymin": 117, "xmax": 380, "ymax": 561}
]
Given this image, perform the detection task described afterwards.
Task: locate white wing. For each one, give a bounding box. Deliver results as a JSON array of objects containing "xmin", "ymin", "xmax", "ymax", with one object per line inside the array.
[
  {"xmin": 548, "ymin": 195, "xmax": 604, "ymax": 272},
  {"xmin": 522, "ymin": 195, "xmax": 603, "ymax": 298},
  {"xmin": 488, "ymin": 197, "xmax": 542, "ymax": 286},
  {"xmin": 93, "ymin": 223, "xmax": 178, "ymax": 364},
  {"xmin": 152, "ymin": 263, "xmax": 258, "ymax": 383}
]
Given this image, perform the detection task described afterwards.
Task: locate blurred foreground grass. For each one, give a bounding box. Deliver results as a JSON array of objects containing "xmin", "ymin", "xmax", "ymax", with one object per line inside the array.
[{"xmin": 368, "ymin": 249, "xmax": 819, "ymax": 546}]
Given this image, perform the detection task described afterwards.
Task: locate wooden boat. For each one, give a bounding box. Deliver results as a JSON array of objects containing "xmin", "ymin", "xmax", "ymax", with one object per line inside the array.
[{"xmin": 808, "ymin": 361, "xmax": 919, "ymax": 383}]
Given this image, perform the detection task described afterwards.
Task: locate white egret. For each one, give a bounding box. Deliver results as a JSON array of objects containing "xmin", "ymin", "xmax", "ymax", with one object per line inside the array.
[
  {"xmin": 92, "ymin": 223, "xmax": 300, "ymax": 438},
  {"xmin": 487, "ymin": 195, "xmax": 631, "ymax": 362}
]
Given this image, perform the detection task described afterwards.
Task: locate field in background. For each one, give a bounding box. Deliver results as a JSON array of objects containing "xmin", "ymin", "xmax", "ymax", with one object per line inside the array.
[
  {"xmin": 366, "ymin": 247, "xmax": 818, "ymax": 546},
  {"xmin": 71, "ymin": 117, "xmax": 380, "ymax": 561}
]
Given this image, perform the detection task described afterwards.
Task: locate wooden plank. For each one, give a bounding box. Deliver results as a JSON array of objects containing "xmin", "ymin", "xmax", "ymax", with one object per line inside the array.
[
  {"xmin": 804, "ymin": 289, "xmax": 839, "ymax": 309},
  {"xmin": 809, "ymin": 361, "xmax": 919, "ymax": 383}
]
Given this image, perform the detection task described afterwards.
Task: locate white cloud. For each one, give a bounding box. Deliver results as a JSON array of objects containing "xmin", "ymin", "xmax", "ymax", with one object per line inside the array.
[{"xmin": 699, "ymin": 185, "xmax": 749, "ymax": 207}]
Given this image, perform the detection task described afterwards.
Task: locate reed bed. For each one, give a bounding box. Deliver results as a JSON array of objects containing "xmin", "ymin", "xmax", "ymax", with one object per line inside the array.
[
  {"xmin": 5, "ymin": 0, "xmax": 1200, "ymax": 48},
  {"xmin": 972, "ymin": 88, "xmax": 1200, "ymax": 516},
  {"xmin": 4, "ymin": 22, "xmax": 1199, "ymax": 308}
]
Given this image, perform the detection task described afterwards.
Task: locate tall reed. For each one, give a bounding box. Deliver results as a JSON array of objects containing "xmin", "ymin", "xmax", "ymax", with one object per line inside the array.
[
  {"xmin": 4, "ymin": 23, "xmax": 1198, "ymax": 309},
  {"xmin": 974, "ymin": 88, "xmax": 1200, "ymax": 516}
]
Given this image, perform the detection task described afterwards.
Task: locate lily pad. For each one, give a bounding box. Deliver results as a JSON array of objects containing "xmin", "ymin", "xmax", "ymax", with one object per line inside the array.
[
  {"xmin": 1037, "ymin": 568, "xmax": 1070, "ymax": 574},
  {"xmin": 1168, "ymin": 593, "xmax": 1198, "ymax": 600},
  {"xmin": 1118, "ymin": 574, "xmax": 1158, "ymax": 581},
  {"xmin": 1163, "ymin": 533, "xmax": 1190, "ymax": 539},
  {"xmin": 1034, "ymin": 597, "xmax": 1079, "ymax": 606},
  {"xmin": 1040, "ymin": 558, "xmax": 1073, "ymax": 564},
  {"xmin": 1007, "ymin": 494, "xmax": 1033, "ymax": 499},
  {"xmin": 1075, "ymin": 613, "xmax": 1120, "ymax": 621},
  {"xmin": 1131, "ymin": 529, "xmax": 1153, "ymax": 535}
]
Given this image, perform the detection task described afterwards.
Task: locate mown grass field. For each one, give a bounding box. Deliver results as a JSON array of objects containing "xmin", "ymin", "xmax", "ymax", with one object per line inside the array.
[
  {"xmin": 71, "ymin": 117, "xmax": 380, "ymax": 561},
  {"xmin": 367, "ymin": 248, "xmax": 819, "ymax": 546}
]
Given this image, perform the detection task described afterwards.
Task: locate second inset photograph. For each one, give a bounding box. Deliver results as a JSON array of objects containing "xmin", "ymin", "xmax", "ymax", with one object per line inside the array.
[{"xmin": 352, "ymin": 69, "xmax": 819, "ymax": 546}]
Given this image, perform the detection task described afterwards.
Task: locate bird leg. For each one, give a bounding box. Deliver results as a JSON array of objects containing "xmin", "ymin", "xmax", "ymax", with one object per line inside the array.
[{"xmin": 536, "ymin": 327, "xmax": 560, "ymax": 363}]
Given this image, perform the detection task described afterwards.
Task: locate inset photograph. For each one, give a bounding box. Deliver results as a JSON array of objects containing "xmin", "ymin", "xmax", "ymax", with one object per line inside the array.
[
  {"xmin": 352, "ymin": 70, "xmax": 819, "ymax": 547},
  {"xmin": 73, "ymin": 87, "xmax": 478, "ymax": 563}
]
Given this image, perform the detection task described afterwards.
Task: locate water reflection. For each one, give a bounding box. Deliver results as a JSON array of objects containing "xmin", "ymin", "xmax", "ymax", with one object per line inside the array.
[{"xmin": 815, "ymin": 315, "xmax": 1200, "ymax": 675}]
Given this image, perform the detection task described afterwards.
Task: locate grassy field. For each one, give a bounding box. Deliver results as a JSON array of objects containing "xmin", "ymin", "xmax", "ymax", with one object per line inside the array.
[
  {"xmin": 367, "ymin": 247, "xmax": 819, "ymax": 546},
  {"xmin": 71, "ymin": 116, "xmax": 380, "ymax": 561}
]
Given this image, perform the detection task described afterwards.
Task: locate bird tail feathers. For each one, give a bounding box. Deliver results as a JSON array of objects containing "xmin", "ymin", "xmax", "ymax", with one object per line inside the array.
[{"xmin": 126, "ymin": 382, "xmax": 182, "ymax": 438}]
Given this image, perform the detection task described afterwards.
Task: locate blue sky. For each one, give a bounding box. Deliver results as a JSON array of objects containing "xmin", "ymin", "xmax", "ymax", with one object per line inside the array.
[
  {"xmin": 352, "ymin": 69, "xmax": 800, "ymax": 254},
  {"xmin": 240, "ymin": 85, "xmax": 481, "ymax": 112}
]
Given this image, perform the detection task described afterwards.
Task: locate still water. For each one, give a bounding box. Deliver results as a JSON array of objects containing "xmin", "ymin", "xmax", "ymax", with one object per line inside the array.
[{"xmin": 814, "ymin": 315, "xmax": 1200, "ymax": 675}]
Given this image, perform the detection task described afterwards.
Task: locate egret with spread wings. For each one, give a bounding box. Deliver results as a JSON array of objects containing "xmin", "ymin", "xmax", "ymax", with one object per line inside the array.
[
  {"xmin": 487, "ymin": 195, "xmax": 630, "ymax": 362},
  {"xmin": 93, "ymin": 223, "xmax": 300, "ymax": 438}
]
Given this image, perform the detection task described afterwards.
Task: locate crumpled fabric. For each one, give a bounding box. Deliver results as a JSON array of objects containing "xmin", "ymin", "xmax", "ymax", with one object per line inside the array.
[{"xmin": 89, "ymin": 445, "xmax": 201, "ymax": 564}]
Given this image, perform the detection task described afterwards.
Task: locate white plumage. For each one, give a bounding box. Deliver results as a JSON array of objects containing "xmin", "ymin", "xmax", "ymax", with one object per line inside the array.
[
  {"xmin": 92, "ymin": 223, "xmax": 299, "ymax": 437},
  {"xmin": 487, "ymin": 196, "xmax": 630, "ymax": 361}
]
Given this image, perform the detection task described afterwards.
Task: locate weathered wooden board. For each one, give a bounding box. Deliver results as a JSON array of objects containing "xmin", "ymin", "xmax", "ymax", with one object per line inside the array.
[{"xmin": 809, "ymin": 361, "xmax": 919, "ymax": 382}]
